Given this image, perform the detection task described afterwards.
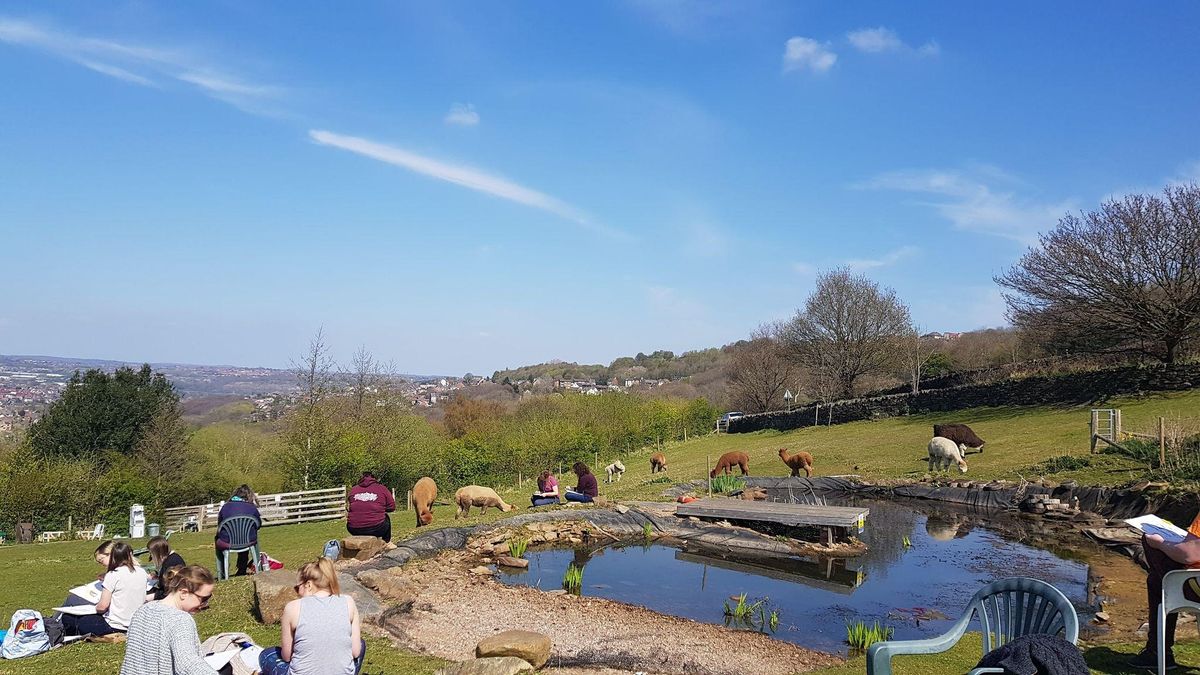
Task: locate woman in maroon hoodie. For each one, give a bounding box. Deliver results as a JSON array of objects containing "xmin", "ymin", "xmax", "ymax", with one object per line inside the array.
[
  {"xmin": 347, "ymin": 471, "xmax": 396, "ymax": 541},
  {"xmin": 564, "ymin": 462, "xmax": 599, "ymax": 504}
]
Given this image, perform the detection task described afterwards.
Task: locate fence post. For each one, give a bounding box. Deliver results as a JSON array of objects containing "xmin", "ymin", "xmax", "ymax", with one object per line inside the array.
[
  {"xmin": 815, "ymin": 404, "xmax": 819, "ymax": 425},
  {"xmin": 1159, "ymin": 416, "xmax": 1167, "ymax": 466},
  {"xmin": 706, "ymin": 455, "xmax": 712, "ymax": 497},
  {"xmin": 405, "ymin": 490, "xmax": 412, "ymax": 511},
  {"xmin": 1089, "ymin": 410, "xmax": 1098, "ymax": 454},
  {"xmin": 195, "ymin": 505, "xmax": 206, "ymax": 531}
]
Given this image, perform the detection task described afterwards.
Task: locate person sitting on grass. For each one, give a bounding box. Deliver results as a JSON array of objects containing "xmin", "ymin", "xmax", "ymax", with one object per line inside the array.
[
  {"xmin": 1130, "ymin": 518, "xmax": 1200, "ymax": 671},
  {"xmin": 63, "ymin": 541, "xmax": 148, "ymax": 637},
  {"xmin": 564, "ymin": 462, "xmax": 599, "ymax": 504},
  {"xmin": 259, "ymin": 558, "xmax": 365, "ymax": 675},
  {"xmin": 146, "ymin": 536, "xmax": 186, "ymax": 601},
  {"xmin": 54, "ymin": 540, "xmax": 116, "ymax": 618},
  {"xmin": 215, "ymin": 484, "xmax": 262, "ymax": 576},
  {"xmin": 530, "ymin": 470, "xmax": 561, "ymax": 507},
  {"xmin": 120, "ymin": 565, "xmax": 218, "ymax": 675}
]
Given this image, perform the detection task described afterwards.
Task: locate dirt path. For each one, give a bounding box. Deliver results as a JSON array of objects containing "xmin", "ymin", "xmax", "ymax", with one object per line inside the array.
[{"xmin": 380, "ymin": 553, "xmax": 843, "ymax": 675}]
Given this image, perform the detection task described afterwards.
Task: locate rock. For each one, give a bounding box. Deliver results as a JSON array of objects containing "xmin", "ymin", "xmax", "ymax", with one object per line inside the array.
[
  {"xmin": 436, "ymin": 657, "xmax": 534, "ymax": 675},
  {"xmin": 543, "ymin": 531, "xmax": 559, "ymax": 541},
  {"xmin": 614, "ymin": 505, "xmax": 630, "ymax": 514},
  {"xmin": 356, "ymin": 569, "xmax": 417, "ymax": 607},
  {"xmin": 497, "ymin": 556, "xmax": 529, "ymax": 569},
  {"xmin": 1094, "ymin": 611, "xmax": 1110, "ymax": 623},
  {"xmin": 740, "ymin": 488, "xmax": 768, "ymax": 501},
  {"xmin": 340, "ymin": 535, "xmax": 387, "ymax": 561},
  {"xmin": 253, "ymin": 569, "xmax": 298, "ymax": 624},
  {"xmin": 337, "ymin": 573, "xmax": 384, "ymax": 624},
  {"xmin": 475, "ymin": 630, "xmax": 552, "ymax": 668},
  {"xmin": 471, "ymin": 566, "xmax": 495, "ymax": 576}
]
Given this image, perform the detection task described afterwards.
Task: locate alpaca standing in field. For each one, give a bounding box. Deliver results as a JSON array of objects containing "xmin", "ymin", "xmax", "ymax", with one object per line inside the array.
[
  {"xmin": 454, "ymin": 486, "xmax": 516, "ymax": 519},
  {"xmin": 778, "ymin": 448, "xmax": 814, "ymax": 477},
  {"xmin": 650, "ymin": 452, "xmax": 668, "ymax": 473},
  {"xmin": 928, "ymin": 437, "xmax": 969, "ymax": 473},
  {"xmin": 710, "ymin": 451, "xmax": 749, "ymax": 478},
  {"xmin": 410, "ymin": 477, "xmax": 437, "ymax": 527},
  {"xmin": 605, "ymin": 460, "xmax": 626, "ymax": 483}
]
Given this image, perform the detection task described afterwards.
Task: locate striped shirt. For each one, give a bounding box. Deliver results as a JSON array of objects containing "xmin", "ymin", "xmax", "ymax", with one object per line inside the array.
[{"xmin": 120, "ymin": 601, "xmax": 218, "ymax": 675}]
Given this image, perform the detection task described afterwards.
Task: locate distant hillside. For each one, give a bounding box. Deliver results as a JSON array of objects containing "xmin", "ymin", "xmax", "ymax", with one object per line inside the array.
[{"xmin": 492, "ymin": 347, "xmax": 734, "ymax": 385}]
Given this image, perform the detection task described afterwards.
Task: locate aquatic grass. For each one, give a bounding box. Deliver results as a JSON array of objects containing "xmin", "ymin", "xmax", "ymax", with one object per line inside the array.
[
  {"xmin": 723, "ymin": 593, "xmax": 765, "ymax": 619},
  {"xmin": 643, "ymin": 522, "xmax": 653, "ymax": 541},
  {"xmin": 846, "ymin": 620, "xmax": 894, "ymax": 651},
  {"xmin": 507, "ymin": 537, "xmax": 528, "ymax": 558},
  {"xmin": 709, "ymin": 474, "xmax": 744, "ymax": 493},
  {"xmin": 722, "ymin": 594, "xmax": 779, "ymax": 633},
  {"xmin": 562, "ymin": 563, "xmax": 584, "ymax": 593},
  {"xmin": 902, "ymin": 535, "xmax": 912, "ymax": 549}
]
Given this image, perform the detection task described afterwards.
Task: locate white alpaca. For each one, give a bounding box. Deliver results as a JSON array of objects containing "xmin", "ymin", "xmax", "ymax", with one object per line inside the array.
[
  {"xmin": 928, "ymin": 437, "xmax": 969, "ymax": 474},
  {"xmin": 605, "ymin": 460, "xmax": 626, "ymax": 483}
]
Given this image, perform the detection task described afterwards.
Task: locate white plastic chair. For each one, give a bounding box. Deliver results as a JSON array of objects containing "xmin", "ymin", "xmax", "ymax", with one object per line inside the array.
[{"xmin": 1158, "ymin": 570, "xmax": 1200, "ymax": 675}]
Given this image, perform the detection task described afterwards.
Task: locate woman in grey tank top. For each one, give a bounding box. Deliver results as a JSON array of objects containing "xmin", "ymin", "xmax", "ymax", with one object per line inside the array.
[{"xmin": 259, "ymin": 558, "xmax": 365, "ymax": 675}]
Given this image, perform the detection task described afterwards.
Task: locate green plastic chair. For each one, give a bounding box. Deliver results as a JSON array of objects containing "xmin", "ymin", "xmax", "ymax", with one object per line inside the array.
[
  {"xmin": 215, "ymin": 516, "xmax": 260, "ymax": 581},
  {"xmin": 866, "ymin": 577, "xmax": 1080, "ymax": 675}
]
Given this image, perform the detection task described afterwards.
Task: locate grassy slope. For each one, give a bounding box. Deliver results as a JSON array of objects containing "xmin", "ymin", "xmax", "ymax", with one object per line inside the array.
[{"xmin": 3, "ymin": 389, "xmax": 1198, "ymax": 673}]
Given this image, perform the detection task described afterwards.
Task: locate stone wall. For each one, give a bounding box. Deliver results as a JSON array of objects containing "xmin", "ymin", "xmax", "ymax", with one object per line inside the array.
[{"xmin": 729, "ymin": 363, "xmax": 1200, "ymax": 434}]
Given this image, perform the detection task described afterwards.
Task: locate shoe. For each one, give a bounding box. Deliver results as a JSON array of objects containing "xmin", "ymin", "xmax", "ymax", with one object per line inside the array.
[{"xmin": 1128, "ymin": 648, "xmax": 1178, "ymax": 671}]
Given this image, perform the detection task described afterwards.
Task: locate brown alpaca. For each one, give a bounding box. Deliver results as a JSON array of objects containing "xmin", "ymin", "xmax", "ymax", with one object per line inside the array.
[
  {"xmin": 778, "ymin": 448, "xmax": 814, "ymax": 478},
  {"xmin": 710, "ymin": 451, "xmax": 749, "ymax": 478},
  {"xmin": 650, "ymin": 452, "xmax": 668, "ymax": 473},
  {"xmin": 454, "ymin": 485, "xmax": 516, "ymax": 519},
  {"xmin": 411, "ymin": 477, "xmax": 437, "ymax": 527}
]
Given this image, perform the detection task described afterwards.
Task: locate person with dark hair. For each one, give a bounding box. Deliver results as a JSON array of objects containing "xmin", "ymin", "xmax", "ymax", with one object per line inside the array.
[
  {"xmin": 146, "ymin": 536, "xmax": 186, "ymax": 601},
  {"xmin": 564, "ymin": 462, "xmax": 598, "ymax": 504},
  {"xmin": 347, "ymin": 471, "xmax": 395, "ymax": 542},
  {"xmin": 216, "ymin": 484, "xmax": 262, "ymax": 576},
  {"xmin": 121, "ymin": 565, "xmax": 218, "ymax": 675},
  {"xmin": 530, "ymin": 470, "xmax": 560, "ymax": 507},
  {"xmin": 63, "ymin": 541, "xmax": 149, "ymax": 636},
  {"xmin": 259, "ymin": 558, "xmax": 365, "ymax": 675}
]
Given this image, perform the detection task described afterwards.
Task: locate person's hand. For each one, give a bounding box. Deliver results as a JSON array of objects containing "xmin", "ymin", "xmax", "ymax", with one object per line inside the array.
[{"xmin": 1146, "ymin": 533, "xmax": 1166, "ymax": 548}]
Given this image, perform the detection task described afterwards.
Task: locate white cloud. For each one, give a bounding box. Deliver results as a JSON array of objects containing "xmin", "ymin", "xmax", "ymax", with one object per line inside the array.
[
  {"xmin": 309, "ymin": 129, "xmax": 628, "ymax": 239},
  {"xmin": 783, "ymin": 37, "xmax": 836, "ymax": 74},
  {"xmin": 444, "ymin": 102, "xmax": 480, "ymax": 126},
  {"xmin": 858, "ymin": 167, "xmax": 1075, "ymax": 244},
  {"xmin": 845, "ymin": 245, "xmax": 919, "ymax": 271},
  {"xmin": 792, "ymin": 262, "xmax": 817, "ymax": 276},
  {"xmin": 0, "ymin": 17, "xmax": 282, "ymax": 114},
  {"xmin": 846, "ymin": 26, "xmax": 939, "ymax": 57}
]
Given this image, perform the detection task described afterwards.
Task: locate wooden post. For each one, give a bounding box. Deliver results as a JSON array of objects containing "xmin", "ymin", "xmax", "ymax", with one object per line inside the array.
[
  {"xmin": 706, "ymin": 455, "xmax": 712, "ymax": 496},
  {"xmin": 195, "ymin": 505, "xmax": 207, "ymax": 531},
  {"xmin": 405, "ymin": 490, "xmax": 412, "ymax": 511},
  {"xmin": 1116, "ymin": 409, "xmax": 1123, "ymax": 438},
  {"xmin": 1089, "ymin": 410, "xmax": 1098, "ymax": 454},
  {"xmin": 815, "ymin": 404, "xmax": 820, "ymax": 425},
  {"xmin": 1160, "ymin": 416, "xmax": 1167, "ymax": 466},
  {"xmin": 67, "ymin": 515, "xmax": 72, "ymax": 538},
  {"xmin": 828, "ymin": 403, "xmax": 833, "ymax": 426}
]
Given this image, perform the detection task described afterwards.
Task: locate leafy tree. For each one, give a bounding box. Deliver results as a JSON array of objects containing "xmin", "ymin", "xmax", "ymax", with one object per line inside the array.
[
  {"xmin": 29, "ymin": 364, "xmax": 181, "ymax": 461},
  {"xmin": 442, "ymin": 397, "xmax": 504, "ymax": 439},
  {"xmin": 135, "ymin": 406, "xmax": 194, "ymax": 510},
  {"xmin": 997, "ymin": 184, "xmax": 1200, "ymax": 364}
]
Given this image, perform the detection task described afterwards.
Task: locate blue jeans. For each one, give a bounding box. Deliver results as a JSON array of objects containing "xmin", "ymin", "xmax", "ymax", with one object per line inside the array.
[
  {"xmin": 62, "ymin": 613, "xmax": 118, "ymax": 637},
  {"xmin": 259, "ymin": 640, "xmax": 366, "ymax": 675},
  {"xmin": 531, "ymin": 496, "xmax": 559, "ymax": 507},
  {"xmin": 564, "ymin": 491, "xmax": 593, "ymax": 503}
]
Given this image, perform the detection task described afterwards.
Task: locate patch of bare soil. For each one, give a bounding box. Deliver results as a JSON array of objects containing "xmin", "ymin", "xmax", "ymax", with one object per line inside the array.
[{"xmin": 380, "ymin": 552, "xmax": 843, "ymax": 675}]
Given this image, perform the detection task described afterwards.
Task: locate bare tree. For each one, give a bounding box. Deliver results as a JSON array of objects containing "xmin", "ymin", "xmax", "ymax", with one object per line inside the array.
[
  {"xmin": 997, "ymin": 184, "xmax": 1200, "ymax": 364},
  {"xmin": 289, "ymin": 329, "xmax": 337, "ymax": 488},
  {"xmin": 346, "ymin": 345, "xmax": 393, "ymax": 416},
  {"xmin": 726, "ymin": 327, "xmax": 796, "ymax": 413},
  {"xmin": 779, "ymin": 268, "xmax": 912, "ymax": 399},
  {"xmin": 907, "ymin": 327, "xmax": 935, "ymax": 394}
]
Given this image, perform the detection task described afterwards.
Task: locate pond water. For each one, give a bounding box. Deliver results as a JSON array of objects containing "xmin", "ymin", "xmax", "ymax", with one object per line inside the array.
[{"xmin": 495, "ymin": 499, "xmax": 1097, "ymax": 655}]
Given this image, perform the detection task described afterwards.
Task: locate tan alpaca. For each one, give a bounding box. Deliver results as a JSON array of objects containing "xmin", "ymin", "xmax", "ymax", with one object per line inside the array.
[
  {"xmin": 650, "ymin": 452, "xmax": 668, "ymax": 473},
  {"xmin": 410, "ymin": 477, "xmax": 437, "ymax": 527},
  {"xmin": 454, "ymin": 486, "xmax": 517, "ymax": 519},
  {"xmin": 778, "ymin": 448, "xmax": 814, "ymax": 478}
]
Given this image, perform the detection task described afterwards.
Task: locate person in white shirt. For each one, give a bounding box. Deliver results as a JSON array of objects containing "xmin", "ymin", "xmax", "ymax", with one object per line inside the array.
[{"xmin": 63, "ymin": 541, "xmax": 148, "ymax": 636}]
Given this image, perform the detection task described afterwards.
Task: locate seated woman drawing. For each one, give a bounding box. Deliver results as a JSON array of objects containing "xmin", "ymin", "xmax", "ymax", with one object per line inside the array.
[{"xmin": 530, "ymin": 470, "xmax": 561, "ymax": 507}]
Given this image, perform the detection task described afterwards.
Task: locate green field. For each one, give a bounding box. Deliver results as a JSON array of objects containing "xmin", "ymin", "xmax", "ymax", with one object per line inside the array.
[{"xmin": 2, "ymin": 389, "xmax": 1198, "ymax": 673}]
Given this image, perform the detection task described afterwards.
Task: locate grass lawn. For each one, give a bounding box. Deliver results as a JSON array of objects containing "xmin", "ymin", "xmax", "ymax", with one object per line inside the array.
[{"xmin": 2, "ymin": 389, "xmax": 1198, "ymax": 673}]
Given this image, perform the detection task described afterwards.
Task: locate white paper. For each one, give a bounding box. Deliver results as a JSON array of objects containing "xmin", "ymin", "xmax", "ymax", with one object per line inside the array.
[
  {"xmin": 68, "ymin": 582, "xmax": 103, "ymax": 604},
  {"xmin": 1125, "ymin": 514, "xmax": 1190, "ymax": 543},
  {"xmin": 204, "ymin": 651, "xmax": 238, "ymax": 669},
  {"xmin": 52, "ymin": 604, "xmax": 99, "ymax": 616},
  {"xmin": 239, "ymin": 646, "xmax": 264, "ymax": 668}
]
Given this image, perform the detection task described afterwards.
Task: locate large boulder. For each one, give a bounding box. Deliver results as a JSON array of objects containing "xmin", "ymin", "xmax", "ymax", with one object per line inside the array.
[
  {"xmin": 475, "ymin": 630, "xmax": 551, "ymax": 669},
  {"xmin": 253, "ymin": 569, "xmax": 297, "ymax": 624},
  {"xmin": 435, "ymin": 657, "xmax": 533, "ymax": 675},
  {"xmin": 341, "ymin": 535, "xmax": 387, "ymax": 561},
  {"xmin": 336, "ymin": 573, "xmax": 384, "ymax": 624},
  {"xmin": 355, "ymin": 568, "xmax": 417, "ymax": 607}
]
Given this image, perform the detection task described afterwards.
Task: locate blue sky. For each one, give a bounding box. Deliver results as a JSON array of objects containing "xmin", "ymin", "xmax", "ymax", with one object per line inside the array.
[{"xmin": 2, "ymin": 2, "xmax": 1198, "ymax": 374}]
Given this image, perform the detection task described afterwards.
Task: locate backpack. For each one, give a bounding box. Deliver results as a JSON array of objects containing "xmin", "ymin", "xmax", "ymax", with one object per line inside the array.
[
  {"xmin": 1, "ymin": 610, "xmax": 51, "ymax": 659},
  {"xmin": 323, "ymin": 539, "xmax": 341, "ymax": 560}
]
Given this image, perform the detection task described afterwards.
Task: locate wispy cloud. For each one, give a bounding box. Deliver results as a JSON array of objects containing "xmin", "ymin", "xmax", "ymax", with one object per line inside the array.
[
  {"xmin": 444, "ymin": 102, "xmax": 480, "ymax": 126},
  {"xmin": 0, "ymin": 17, "xmax": 283, "ymax": 114},
  {"xmin": 846, "ymin": 26, "xmax": 939, "ymax": 57},
  {"xmin": 793, "ymin": 262, "xmax": 817, "ymax": 276},
  {"xmin": 309, "ymin": 130, "xmax": 627, "ymax": 239},
  {"xmin": 845, "ymin": 245, "xmax": 919, "ymax": 271},
  {"xmin": 857, "ymin": 167, "xmax": 1075, "ymax": 244},
  {"xmin": 783, "ymin": 37, "xmax": 836, "ymax": 74}
]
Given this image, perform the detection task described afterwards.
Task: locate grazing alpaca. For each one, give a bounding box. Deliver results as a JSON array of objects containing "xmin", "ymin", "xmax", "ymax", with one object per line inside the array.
[
  {"xmin": 605, "ymin": 460, "xmax": 626, "ymax": 483},
  {"xmin": 933, "ymin": 423, "xmax": 986, "ymax": 454},
  {"xmin": 650, "ymin": 452, "xmax": 668, "ymax": 473},
  {"xmin": 454, "ymin": 486, "xmax": 516, "ymax": 519},
  {"xmin": 778, "ymin": 448, "xmax": 814, "ymax": 478},
  {"xmin": 410, "ymin": 477, "xmax": 437, "ymax": 527},
  {"xmin": 710, "ymin": 451, "xmax": 750, "ymax": 478},
  {"xmin": 928, "ymin": 437, "xmax": 969, "ymax": 474}
]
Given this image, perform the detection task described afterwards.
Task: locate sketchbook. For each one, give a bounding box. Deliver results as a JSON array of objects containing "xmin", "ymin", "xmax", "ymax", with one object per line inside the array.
[
  {"xmin": 1125, "ymin": 514, "xmax": 1190, "ymax": 543},
  {"xmin": 68, "ymin": 582, "xmax": 103, "ymax": 604},
  {"xmin": 204, "ymin": 651, "xmax": 238, "ymax": 669},
  {"xmin": 52, "ymin": 604, "xmax": 98, "ymax": 616}
]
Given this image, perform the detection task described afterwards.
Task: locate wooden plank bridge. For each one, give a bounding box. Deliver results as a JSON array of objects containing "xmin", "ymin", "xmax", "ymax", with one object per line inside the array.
[{"xmin": 674, "ymin": 498, "xmax": 868, "ymax": 544}]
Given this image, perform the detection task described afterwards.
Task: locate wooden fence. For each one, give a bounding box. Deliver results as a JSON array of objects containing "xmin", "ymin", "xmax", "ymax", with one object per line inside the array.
[{"xmin": 163, "ymin": 486, "xmax": 347, "ymax": 532}]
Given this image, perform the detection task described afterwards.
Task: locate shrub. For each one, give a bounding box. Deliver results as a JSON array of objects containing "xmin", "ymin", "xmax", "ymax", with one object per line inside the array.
[
  {"xmin": 709, "ymin": 475, "xmax": 744, "ymax": 493},
  {"xmin": 846, "ymin": 620, "xmax": 894, "ymax": 651},
  {"xmin": 1031, "ymin": 454, "xmax": 1092, "ymax": 474}
]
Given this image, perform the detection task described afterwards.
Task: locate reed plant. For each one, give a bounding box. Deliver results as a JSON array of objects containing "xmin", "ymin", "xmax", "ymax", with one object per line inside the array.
[
  {"xmin": 562, "ymin": 563, "xmax": 584, "ymax": 593},
  {"xmin": 507, "ymin": 537, "xmax": 528, "ymax": 558},
  {"xmin": 846, "ymin": 620, "xmax": 894, "ymax": 651},
  {"xmin": 709, "ymin": 474, "xmax": 744, "ymax": 494}
]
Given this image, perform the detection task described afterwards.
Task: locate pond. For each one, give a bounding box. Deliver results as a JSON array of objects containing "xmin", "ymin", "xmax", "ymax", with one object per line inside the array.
[{"xmin": 495, "ymin": 499, "xmax": 1099, "ymax": 655}]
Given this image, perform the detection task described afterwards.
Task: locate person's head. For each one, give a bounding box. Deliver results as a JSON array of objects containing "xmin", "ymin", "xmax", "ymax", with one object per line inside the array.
[
  {"xmin": 147, "ymin": 536, "xmax": 171, "ymax": 567},
  {"xmin": 360, "ymin": 471, "xmax": 376, "ymax": 484},
  {"xmin": 572, "ymin": 461, "xmax": 591, "ymax": 478},
  {"xmin": 94, "ymin": 540, "xmax": 114, "ymax": 567},
  {"xmin": 107, "ymin": 541, "xmax": 136, "ymax": 572},
  {"xmin": 538, "ymin": 470, "xmax": 552, "ymax": 490},
  {"xmin": 233, "ymin": 484, "xmax": 256, "ymax": 503},
  {"xmin": 294, "ymin": 558, "xmax": 340, "ymax": 597},
  {"xmin": 163, "ymin": 565, "xmax": 214, "ymax": 614}
]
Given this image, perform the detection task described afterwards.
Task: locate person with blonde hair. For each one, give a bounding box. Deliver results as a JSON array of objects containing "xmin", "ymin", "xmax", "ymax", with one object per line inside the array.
[
  {"xmin": 259, "ymin": 558, "xmax": 365, "ymax": 675},
  {"xmin": 121, "ymin": 565, "xmax": 218, "ymax": 675}
]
